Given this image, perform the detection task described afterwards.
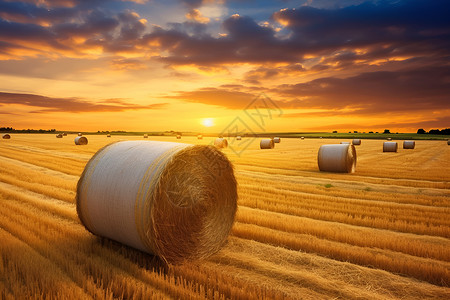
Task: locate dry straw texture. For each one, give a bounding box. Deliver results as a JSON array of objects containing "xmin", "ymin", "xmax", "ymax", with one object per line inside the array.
[
  {"xmin": 352, "ymin": 139, "xmax": 361, "ymax": 145},
  {"xmin": 383, "ymin": 142, "xmax": 398, "ymax": 152},
  {"xmin": 74, "ymin": 136, "xmax": 88, "ymax": 145},
  {"xmin": 273, "ymin": 137, "xmax": 281, "ymax": 143},
  {"xmin": 2, "ymin": 134, "xmax": 10, "ymax": 139},
  {"xmin": 403, "ymin": 141, "xmax": 415, "ymax": 149},
  {"xmin": 214, "ymin": 138, "xmax": 228, "ymax": 148},
  {"xmin": 317, "ymin": 144, "xmax": 356, "ymax": 173},
  {"xmin": 260, "ymin": 138, "xmax": 275, "ymax": 149},
  {"xmin": 76, "ymin": 141, "xmax": 237, "ymax": 264}
]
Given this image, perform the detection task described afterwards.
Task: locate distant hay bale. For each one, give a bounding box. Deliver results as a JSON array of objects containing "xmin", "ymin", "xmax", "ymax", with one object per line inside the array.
[
  {"xmin": 144, "ymin": 134, "xmax": 148, "ymax": 138},
  {"xmin": 448, "ymin": 140, "xmax": 450, "ymax": 145},
  {"xmin": 78, "ymin": 133, "xmax": 82, "ymax": 136},
  {"xmin": 352, "ymin": 139, "xmax": 361, "ymax": 145},
  {"xmin": 403, "ymin": 140, "xmax": 415, "ymax": 149},
  {"xmin": 107, "ymin": 134, "xmax": 111, "ymax": 137},
  {"xmin": 76, "ymin": 141, "xmax": 237, "ymax": 264},
  {"xmin": 2, "ymin": 134, "xmax": 11, "ymax": 139},
  {"xmin": 301, "ymin": 137, "xmax": 305, "ymax": 140},
  {"xmin": 273, "ymin": 137, "xmax": 281, "ymax": 143},
  {"xmin": 383, "ymin": 141, "xmax": 398, "ymax": 152},
  {"xmin": 340, "ymin": 142, "xmax": 351, "ymax": 144},
  {"xmin": 236, "ymin": 136, "xmax": 242, "ymax": 140},
  {"xmin": 260, "ymin": 138, "xmax": 274, "ymax": 149},
  {"xmin": 198, "ymin": 135, "xmax": 203, "ymax": 140},
  {"xmin": 318, "ymin": 144, "xmax": 356, "ymax": 173},
  {"xmin": 63, "ymin": 133, "xmax": 67, "ymax": 136},
  {"xmin": 387, "ymin": 137, "xmax": 392, "ymax": 141},
  {"xmin": 74, "ymin": 136, "xmax": 88, "ymax": 145},
  {"xmin": 176, "ymin": 135, "xmax": 181, "ymax": 139},
  {"xmin": 214, "ymin": 138, "xmax": 228, "ymax": 148},
  {"xmin": 56, "ymin": 134, "xmax": 63, "ymax": 138}
]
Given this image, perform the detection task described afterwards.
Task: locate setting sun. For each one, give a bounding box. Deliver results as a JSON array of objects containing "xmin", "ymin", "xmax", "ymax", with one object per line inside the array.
[{"xmin": 202, "ymin": 118, "xmax": 215, "ymax": 127}]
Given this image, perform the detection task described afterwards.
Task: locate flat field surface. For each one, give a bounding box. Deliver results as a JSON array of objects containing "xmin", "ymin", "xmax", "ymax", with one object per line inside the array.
[{"xmin": 0, "ymin": 134, "xmax": 449, "ymax": 299}]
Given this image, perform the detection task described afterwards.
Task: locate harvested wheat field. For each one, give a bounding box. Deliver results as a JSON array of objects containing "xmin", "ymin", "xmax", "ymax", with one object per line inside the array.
[{"xmin": 0, "ymin": 134, "xmax": 449, "ymax": 299}]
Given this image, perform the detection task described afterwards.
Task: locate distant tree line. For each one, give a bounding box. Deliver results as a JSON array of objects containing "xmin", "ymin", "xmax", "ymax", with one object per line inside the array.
[
  {"xmin": 0, "ymin": 127, "xmax": 56, "ymax": 133},
  {"xmin": 417, "ymin": 128, "xmax": 450, "ymax": 135}
]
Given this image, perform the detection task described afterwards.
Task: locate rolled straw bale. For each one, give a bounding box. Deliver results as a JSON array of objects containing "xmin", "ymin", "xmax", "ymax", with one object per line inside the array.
[
  {"xmin": 383, "ymin": 141, "xmax": 398, "ymax": 152},
  {"xmin": 387, "ymin": 137, "xmax": 392, "ymax": 141},
  {"xmin": 76, "ymin": 141, "xmax": 237, "ymax": 264},
  {"xmin": 74, "ymin": 136, "xmax": 88, "ymax": 145},
  {"xmin": 403, "ymin": 140, "xmax": 415, "ymax": 149},
  {"xmin": 214, "ymin": 138, "xmax": 228, "ymax": 148},
  {"xmin": 340, "ymin": 142, "xmax": 350, "ymax": 144},
  {"xmin": 107, "ymin": 134, "xmax": 111, "ymax": 137},
  {"xmin": 317, "ymin": 144, "xmax": 356, "ymax": 173},
  {"xmin": 198, "ymin": 135, "xmax": 203, "ymax": 140},
  {"xmin": 236, "ymin": 136, "xmax": 242, "ymax": 140},
  {"xmin": 301, "ymin": 137, "xmax": 305, "ymax": 140},
  {"xmin": 352, "ymin": 139, "xmax": 361, "ymax": 145},
  {"xmin": 260, "ymin": 138, "xmax": 274, "ymax": 149},
  {"xmin": 273, "ymin": 137, "xmax": 281, "ymax": 143},
  {"xmin": 56, "ymin": 134, "xmax": 63, "ymax": 138},
  {"xmin": 78, "ymin": 133, "xmax": 82, "ymax": 136},
  {"xmin": 448, "ymin": 140, "xmax": 450, "ymax": 145},
  {"xmin": 176, "ymin": 135, "xmax": 181, "ymax": 139},
  {"xmin": 63, "ymin": 133, "xmax": 67, "ymax": 136},
  {"xmin": 144, "ymin": 134, "xmax": 148, "ymax": 138},
  {"xmin": 2, "ymin": 134, "xmax": 11, "ymax": 139}
]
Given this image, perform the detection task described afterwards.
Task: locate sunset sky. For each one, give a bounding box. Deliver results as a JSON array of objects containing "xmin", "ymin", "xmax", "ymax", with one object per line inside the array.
[{"xmin": 1, "ymin": 0, "xmax": 449, "ymax": 133}]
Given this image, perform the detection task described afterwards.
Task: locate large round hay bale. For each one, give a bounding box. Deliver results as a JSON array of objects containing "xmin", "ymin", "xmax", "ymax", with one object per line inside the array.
[
  {"xmin": 74, "ymin": 136, "xmax": 88, "ymax": 145},
  {"xmin": 198, "ymin": 135, "xmax": 203, "ymax": 140},
  {"xmin": 78, "ymin": 133, "xmax": 82, "ymax": 136},
  {"xmin": 318, "ymin": 144, "xmax": 356, "ymax": 173},
  {"xmin": 56, "ymin": 134, "xmax": 63, "ymax": 138},
  {"xmin": 447, "ymin": 140, "xmax": 450, "ymax": 145},
  {"xmin": 301, "ymin": 137, "xmax": 305, "ymax": 140},
  {"xmin": 273, "ymin": 137, "xmax": 281, "ymax": 143},
  {"xmin": 383, "ymin": 141, "xmax": 398, "ymax": 152},
  {"xmin": 236, "ymin": 136, "xmax": 242, "ymax": 140},
  {"xmin": 107, "ymin": 134, "xmax": 111, "ymax": 137},
  {"xmin": 144, "ymin": 134, "xmax": 148, "ymax": 138},
  {"xmin": 63, "ymin": 133, "xmax": 67, "ymax": 136},
  {"xmin": 387, "ymin": 137, "xmax": 392, "ymax": 141},
  {"xmin": 214, "ymin": 138, "xmax": 228, "ymax": 148},
  {"xmin": 352, "ymin": 139, "xmax": 361, "ymax": 145},
  {"xmin": 76, "ymin": 141, "xmax": 237, "ymax": 264},
  {"xmin": 403, "ymin": 140, "xmax": 415, "ymax": 149},
  {"xmin": 2, "ymin": 134, "xmax": 11, "ymax": 139},
  {"xmin": 260, "ymin": 138, "xmax": 274, "ymax": 149}
]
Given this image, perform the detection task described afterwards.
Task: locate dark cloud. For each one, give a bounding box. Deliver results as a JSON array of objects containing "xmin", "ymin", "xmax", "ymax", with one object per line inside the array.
[{"xmin": 0, "ymin": 92, "xmax": 168, "ymax": 113}]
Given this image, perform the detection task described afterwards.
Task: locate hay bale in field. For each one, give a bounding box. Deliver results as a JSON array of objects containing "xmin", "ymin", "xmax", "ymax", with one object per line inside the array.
[
  {"xmin": 144, "ymin": 134, "xmax": 148, "ymax": 138},
  {"xmin": 403, "ymin": 140, "xmax": 415, "ymax": 149},
  {"xmin": 78, "ymin": 133, "xmax": 82, "ymax": 136},
  {"xmin": 2, "ymin": 134, "xmax": 11, "ymax": 139},
  {"xmin": 301, "ymin": 137, "xmax": 305, "ymax": 140},
  {"xmin": 198, "ymin": 135, "xmax": 203, "ymax": 140},
  {"xmin": 176, "ymin": 135, "xmax": 181, "ymax": 139},
  {"xmin": 273, "ymin": 137, "xmax": 281, "ymax": 143},
  {"xmin": 107, "ymin": 134, "xmax": 111, "ymax": 137},
  {"xmin": 74, "ymin": 136, "xmax": 88, "ymax": 145},
  {"xmin": 352, "ymin": 139, "xmax": 361, "ymax": 145},
  {"xmin": 56, "ymin": 134, "xmax": 63, "ymax": 138},
  {"xmin": 214, "ymin": 138, "xmax": 228, "ymax": 148},
  {"xmin": 383, "ymin": 141, "xmax": 398, "ymax": 152},
  {"xmin": 340, "ymin": 142, "xmax": 350, "ymax": 144},
  {"xmin": 63, "ymin": 133, "xmax": 67, "ymax": 136},
  {"xmin": 447, "ymin": 140, "xmax": 450, "ymax": 145},
  {"xmin": 76, "ymin": 141, "xmax": 237, "ymax": 264},
  {"xmin": 317, "ymin": 144, "xmax": 356, "ymax": 173},
  {"xmin": 236, "ymin": 136, "xmax": 242, "ymax": 140},
  {"xmin": 260, "ymin": 138, "xmax": 274, "ymax": 149},
  {"xmin": 387, "ymin": 137, "xmax": 392, "ymax": 141}
]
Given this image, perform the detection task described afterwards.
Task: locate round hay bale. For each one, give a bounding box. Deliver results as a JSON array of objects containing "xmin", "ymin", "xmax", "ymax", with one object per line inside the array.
[
  {"xmin": 236, "ymin": 136, "xmax": 242, "ymax": 140},
  {"xmin": 63, "ymin": 133, "xmax": 67, "ymax": 136},
  {"xmin": 144, "ymin": 134, "xmax": 148, "ymax": 138},
  {"xmin": 198, "ymin": 135, "xmax": 203, "ymax": 140},
  {"xmin": 383, "ymin": 141, "xmax": 398, "ymax": 152},
  {"xmin": 176, "ymin": 135, "xmax": 181, "ymax": 139},
  {"xmin": 273, "ymin": 137, "xmax": 281, "ymax": 143},
  {"xmin": 214, "ymin": 138, "xmax": 228, "ymax": 148},
  {"xmin": 74, "ymin": 136, "xmax": 88, "ymax": 145},
  {"xmin": 78, "ymin": 133, "xmax": 82, "ymax": 136},
  {"xmin": 447, "ymin": 140, "xmax": 450, "ymax": 145},
  {"xmin": 260, "ymin": 138, "xmax": 274, "ymax": 149},
  {"xmin": 56, "ymin": 134, "xmax": 63, "ymax": 138},
  {"xmin": 76, "ymin": 141, "xmax": 237, "ymax": 264},
  {"xmin": 318, "ymin": 144, "xmax": 356, "ymax": 173},
  {"xmin": 107, "ymin": 134, "xmax": 111, "ymax": 137},
  {"xmin": 2, "ymin": 134, "xmax": 11, "ymax": 139},
  {"xmin": 301, "ymin": 137, "xmax": 305, "ymax": 140},
  {"xmin": 352, "ymin": 139, "xmax": 361, "ymax": 145},
  {"xmin": 403, "ymin": 140, "xmax": 415, "ymax": 149},
  {"xmin": 387, "ymin": 137, "xmax": 392, "ymax": 141},
  {"xmin": 340, "ymin": 142, "xmax": 350, "ymax": 144}
]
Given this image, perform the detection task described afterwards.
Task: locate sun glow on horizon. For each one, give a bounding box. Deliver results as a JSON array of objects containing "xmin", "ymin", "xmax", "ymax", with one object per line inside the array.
[{"xmin": 201, "ymin": 118, "xmax": 215, "ymax": 127}]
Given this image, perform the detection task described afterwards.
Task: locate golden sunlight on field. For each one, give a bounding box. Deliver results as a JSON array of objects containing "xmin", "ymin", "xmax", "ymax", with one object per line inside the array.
[{"xmin": 0, "ymin": 134, "xmax": 449, "ymax": 299}]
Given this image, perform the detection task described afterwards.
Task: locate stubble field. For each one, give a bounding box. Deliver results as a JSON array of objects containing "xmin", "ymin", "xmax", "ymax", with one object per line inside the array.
[{"xmin": 0, "ymin": 134, "xmax": 449, "ymax": 299}]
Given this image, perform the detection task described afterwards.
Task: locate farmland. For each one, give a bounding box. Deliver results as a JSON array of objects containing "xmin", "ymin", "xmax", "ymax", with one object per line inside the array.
[{"xmin": 0, "ymin": 134, "xmax": 449, "ymax": 299}]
